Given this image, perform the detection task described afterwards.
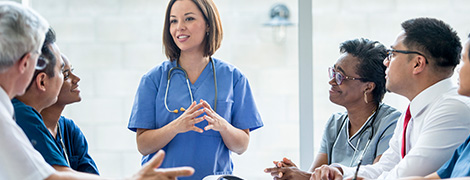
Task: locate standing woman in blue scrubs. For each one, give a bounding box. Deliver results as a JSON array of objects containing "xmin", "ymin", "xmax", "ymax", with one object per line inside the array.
[{"xmin": 127, "ymin": 0, "xmax": 263, "ymax": 179}]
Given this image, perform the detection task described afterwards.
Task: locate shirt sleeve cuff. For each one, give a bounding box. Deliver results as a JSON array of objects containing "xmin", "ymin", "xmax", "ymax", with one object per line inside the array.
[{"xmin": 332, "ymin": 163, "xmax": 355, "ymax": 178}]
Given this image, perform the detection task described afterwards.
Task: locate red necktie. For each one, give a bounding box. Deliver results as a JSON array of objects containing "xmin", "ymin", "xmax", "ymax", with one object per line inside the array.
[{"xmin": 401, "ymin": 105, "xmax": 412, "ymax": 158}]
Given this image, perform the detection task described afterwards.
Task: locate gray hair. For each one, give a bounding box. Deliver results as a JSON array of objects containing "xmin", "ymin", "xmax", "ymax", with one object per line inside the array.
[{"xmin": 0, "ymin": 2, "xmax": 48, "ymax": 72}]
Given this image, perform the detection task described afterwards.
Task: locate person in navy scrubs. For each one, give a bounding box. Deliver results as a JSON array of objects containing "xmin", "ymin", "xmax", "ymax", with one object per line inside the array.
[{"xmin": 40, "ymin": 54, "xmax": 99, "ymax": 174}]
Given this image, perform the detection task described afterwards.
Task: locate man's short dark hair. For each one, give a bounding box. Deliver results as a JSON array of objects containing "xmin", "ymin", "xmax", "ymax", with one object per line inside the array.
[
  {"xmin": 340, "ymin": 38, "xmax": 387, "ymax": 104},
  {"xmin": 401, "ymin": 17, "xmax": 461, "ymax": 69},
  {"xmin": 26, "ymin": 28, "xmax": 57, "ymax": 90},
  {"xmin": 39, "ymin": 28, "xmax": 57, "ymax": 77}
]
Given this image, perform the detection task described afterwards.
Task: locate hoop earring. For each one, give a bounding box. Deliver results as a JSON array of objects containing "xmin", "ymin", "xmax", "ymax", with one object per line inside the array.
[{"xmin": 364, "ymin": 91, "xmax": 368, "ymax": 104}]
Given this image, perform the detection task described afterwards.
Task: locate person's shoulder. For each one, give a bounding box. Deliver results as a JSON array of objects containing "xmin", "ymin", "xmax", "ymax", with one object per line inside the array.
[
  {"xmin": 374, "ymin": 103, "xmax": 400, "ymax": 128},
  {"xmin": 438, "ymin": 88, "xmax": 470, "ymax": 108},
  {"xmin": 143, "ymin": 60, "xmax": 172, "ymax": 77},
  {"xmin": 321, "ymin": 112, "xmax": 347, "ymax": 137},
  {"xmin": 212, "ymin": 58, "xmax": 240, "ymax": 73},
  {"xmin": 12, "ymin": 99, "xmax": 41, "ymax": 124},
  {"xmin": 11, "ymin": 98, "xmax": 29, "ymax": 109},
  {"xmin": 138, "ymin": 60, "xmax": 173, "ymax": 86},
  {"xmin": 326, "ymin": 111, "xmax": 348, "ymax": 126},
  {"xmin": 59, "ymin": 116, "xmax": 76, "ymax": 126},
  {"xmin": 59, "ymin": 116, "xmax": 82, "ymax": 132},
  {"xmin": 443, "ymin": 88, "xmax": 470, "ymax": 99},
  {"xmin": 378, "ymin": 103, "xmax": 401, "ymax": 118},
  {"xmin": 212, "ymin": 58, "xmax": 248, "ymax": 82},
  {"xmin": 425, "ymin": 89, "xmax": 470, "ymax": 126}
]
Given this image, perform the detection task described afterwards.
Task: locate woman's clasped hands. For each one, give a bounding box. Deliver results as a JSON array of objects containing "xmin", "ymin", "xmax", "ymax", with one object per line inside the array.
[
  {"xmin": 264, "ymin": 158, "xmax": 312, "ymax": 180},
  {"xmin": 171, "ymin": 99, "xmax": 228, "ymax": 134}
]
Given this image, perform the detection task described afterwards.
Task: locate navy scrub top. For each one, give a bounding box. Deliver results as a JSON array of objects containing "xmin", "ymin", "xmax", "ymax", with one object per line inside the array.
[{"xmin": 13, "ymin": 98, "xmax": 99, "ymax": 174}]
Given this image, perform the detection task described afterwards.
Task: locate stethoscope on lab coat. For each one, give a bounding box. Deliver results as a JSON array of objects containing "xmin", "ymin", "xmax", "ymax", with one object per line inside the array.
[
  {"xmin": 332, "ymin": 104, "xmax": 382, "ymax": 167},
  {"xmin": 164, "ymin": 58, "xmax": 217, "ymax": 113}
]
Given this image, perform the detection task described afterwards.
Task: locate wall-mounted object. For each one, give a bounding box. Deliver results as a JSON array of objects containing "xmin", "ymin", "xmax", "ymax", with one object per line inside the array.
[{"xmin": 264, "ymin": 3, "xmax": 294, "ymax": 42}]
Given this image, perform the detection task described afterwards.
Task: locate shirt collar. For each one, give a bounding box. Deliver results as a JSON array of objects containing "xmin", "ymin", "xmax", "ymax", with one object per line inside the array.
[
  {"xmin": 0, "ymin": 86, "xmax": 14, "ymax": 118},
  {"xmin": 409, "ymin": 78, "xmax": 455, "ymax": 118}
]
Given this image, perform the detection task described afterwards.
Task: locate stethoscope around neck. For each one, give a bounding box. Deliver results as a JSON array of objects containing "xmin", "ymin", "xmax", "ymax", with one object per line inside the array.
[
  {"xmin": 57, "ymin": 122, "xmax": 70, "ymax": 166},
  {"xmin": 164, "ymin": 58, "xmax": 217, "ymax": 113},
  {"xmin": 332, "ymin": 104, "xmax": 382, "ymax": 166}
]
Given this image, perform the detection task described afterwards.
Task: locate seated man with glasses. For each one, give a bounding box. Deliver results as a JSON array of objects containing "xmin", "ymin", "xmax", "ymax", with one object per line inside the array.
[
  {"xmin": 311, "ymin": 17, "xmax": 470, "ymax": 180},
  {"xmin": 265, "ymin": 38, "xmax": 401, "ymax": 180},
  {"xmin": 401, "ymin": 35, "xmax": 470, "ymax": 180}
]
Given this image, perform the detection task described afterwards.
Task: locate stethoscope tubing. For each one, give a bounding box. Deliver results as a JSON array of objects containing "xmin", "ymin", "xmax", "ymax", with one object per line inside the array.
[
  {"xmin": 331, "ymin": 104, "xmax": 382, "ymax": 166},
  {"xmin": 57, "ymin": 123, "xmax": 70, "ymax": 166},
  {"xmin": 352, "ymin": 137, "xmax": 372, "ymax": 180},
  {"xmin": 164, "ymin": 67, "xmax": 194, "ymax": 113},
  {"xmin": 164, "ymin": 59, "xmax": 217, "ymax": 113}
]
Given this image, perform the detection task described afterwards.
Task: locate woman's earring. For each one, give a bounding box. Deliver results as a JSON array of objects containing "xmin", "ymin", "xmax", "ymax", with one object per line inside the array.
[
  {"xmin": 364, "ymin": 91, "xmax": 368, "ymax": 104},
  {"xmin": 206, "ymin": 31, "xmax": 209, "ymax": 36}
]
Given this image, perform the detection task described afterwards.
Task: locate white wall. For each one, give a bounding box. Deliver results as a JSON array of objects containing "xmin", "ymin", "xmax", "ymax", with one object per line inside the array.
[
  {"xmin": 28, "ymin": 0, "xmax": 298, "ymax": 179},
  {"xmin": 13, "ymin": 0, "xmax": 470, "ymax": 179}
]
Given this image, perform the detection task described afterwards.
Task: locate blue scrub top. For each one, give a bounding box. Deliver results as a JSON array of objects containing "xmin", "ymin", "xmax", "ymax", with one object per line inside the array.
[
  {"xmin": 128, "ymin": 58, "xmax": 263, "ymax": 180},
  {"xmin": 13, "ymin": 99, "xmax": 99, "ymax": 175},
  {"xmin": 437, "ymin": 135, "xmax": 470, "ymax": 178},
  {"xmin": 58, "ymin": 116, "xmax": 99, "ymax": 174}
]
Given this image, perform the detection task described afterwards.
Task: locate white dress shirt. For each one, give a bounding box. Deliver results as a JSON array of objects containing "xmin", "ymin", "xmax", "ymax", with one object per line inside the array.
[
  {"xmin": 336, "ymin": 78, "xmax": 470, "ymax": 179},
  {"xmin": 0, "ymin": 87, "xmax": 55, "ymax": 180}
]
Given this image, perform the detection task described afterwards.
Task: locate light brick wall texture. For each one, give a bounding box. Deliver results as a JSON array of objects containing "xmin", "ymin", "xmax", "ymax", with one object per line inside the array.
[{"xmin": 6, "ymin": 0, "xmax": 467, "ymax": 179}]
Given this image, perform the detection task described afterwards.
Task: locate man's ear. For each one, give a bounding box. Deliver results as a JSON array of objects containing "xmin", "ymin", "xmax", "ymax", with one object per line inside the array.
[
  {"xmin": 17, "ymin": 53, "xmax": 33, "ymax": 74},
  {"xmin": 34, "ymin": 73, "xmax": 47, "ymax": 92},
  {"xmin": 412, "ymin": 56, "xmax": 427, "ymax": 75}
]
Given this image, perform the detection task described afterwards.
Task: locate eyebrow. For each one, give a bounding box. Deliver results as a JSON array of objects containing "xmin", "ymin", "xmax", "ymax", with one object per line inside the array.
[
  {"xmin": 336, "ymin": 66, "xmax": 347, "ymax": 75},
  {"xmin": 184, "ymin": 12, "xmax": 195, "ymax": 16},
  {"xmin": 170, "ymin": 12, "xmax": 196, "ymax": 18}
]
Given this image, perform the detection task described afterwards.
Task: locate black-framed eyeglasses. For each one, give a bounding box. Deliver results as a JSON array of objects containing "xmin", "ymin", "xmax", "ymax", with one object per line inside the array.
[
  {"xmin": 386, "ymin": 49, "xmax": 428, "ymax": 64},
  {"xmin": 328, "ymin": 67, "xmax": 367, "ymax": 85}
]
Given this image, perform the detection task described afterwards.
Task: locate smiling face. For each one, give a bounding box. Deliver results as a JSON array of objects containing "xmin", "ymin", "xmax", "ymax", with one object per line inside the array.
[
  {"xmin": 458, "ymin": 39, "xmax": 470, "ymax": 96},
  {"xmin": 55, "ymin": 54, "xmax": 81, "ymax": 106},
  {"xmin": 169, "ymin": 0, "xmax": 208, "ymax": 55},
  {"xmin": 329, "ymin": 53, "xmax": 369, "ymax": 108}
]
